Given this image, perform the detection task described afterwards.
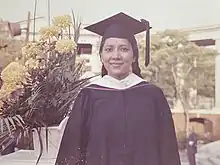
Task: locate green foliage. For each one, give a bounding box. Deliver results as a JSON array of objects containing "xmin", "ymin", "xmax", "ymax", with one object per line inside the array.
[
  {"xmin": 139, "ymin": 30, "xmax": 217, "ymax": 105},
  {"xmin": 0, "ymin": 13, "xmax": 90, "ymax": 159},
  {"xmin": 0, "ymin": 51, "xmax": 90, "ymax": 156}
]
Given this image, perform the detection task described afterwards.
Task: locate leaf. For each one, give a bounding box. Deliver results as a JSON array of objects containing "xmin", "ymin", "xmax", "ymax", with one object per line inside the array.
[
  {"xmin": 7, "ymin": 117, "xmax": 16, "ymax": 129},
  {"xmin": 0, "ymin": 118, "xmax": 4, "ymax": 133},
  {"xmin": 12, "ymin": 115, "xmax": 24, "ymax": 128},
  {"xmin": 4, "ymin": 118, "xmax": 11, "ymax": 134},
  {"xmin": 35, "ymin": 128, "xmax": 43, "ymax": 165},
  {"xmin": 15, "ymin": 115, "xmax": 25, "ymax": 124},
  {"xmin": 46, "ymin": 127, "xmax": 48, "ymax": 152}
]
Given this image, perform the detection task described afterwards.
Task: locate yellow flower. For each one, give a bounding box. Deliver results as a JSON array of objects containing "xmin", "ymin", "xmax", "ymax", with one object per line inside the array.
[
  {"xmin": 39, "ymin": 26, "xmax": 59, "ymax": 40},
  {"xmin": 0, "ymin": 83, "xmax": 22, "ymax": 99},
  {"xmin": 1, "ymin": 62, "xmax": 27, "ymax": 84},
  {"xmin": 25, "ymin": 58, "xmax": 40, "ymax": 69},
  {"xmin": 22, "ymin": 42, "xmax": 42, "ymax": 59},
  {"xmin": 53, "ymin": 15, "xmax": 72, "ymax": 29},
  {"xmin": 0, "ymin": 62, "xmax": 27, "ymax": 99},
  {"xmin": 55, "ymin": 39, "xmax": 76, "ymax": 53}
]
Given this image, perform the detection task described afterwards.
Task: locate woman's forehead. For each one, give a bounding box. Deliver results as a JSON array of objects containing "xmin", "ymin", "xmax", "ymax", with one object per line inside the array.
[{"xmin": 104, "ymin": 38, "xmax": 131, "ymax": 45}]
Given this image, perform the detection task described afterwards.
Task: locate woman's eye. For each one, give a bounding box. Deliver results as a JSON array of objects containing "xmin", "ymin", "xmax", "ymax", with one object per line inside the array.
[
  {"xmin": 104, "ymin": 47, "xmax": 113, "ymax": 52},
  {"xmin": 120, "ymin": 47, "xmax": 129, "ymax": 52}
]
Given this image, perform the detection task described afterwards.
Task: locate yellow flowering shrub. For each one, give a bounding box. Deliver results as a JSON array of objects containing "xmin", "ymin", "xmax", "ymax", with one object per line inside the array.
[
  {"xmin": 1, "ymin": 62, "xmax": 27, "ymax": 83},
  {"xmin": 21, "ymin": 42, "xmax": 42, "ymax": 59},
  {"xmin": 0, "ymin": 62, "xmax": 27, "ymax": 99},
  {"xmin": 39, "ymin": 26, "xmax": 59, "ymax": 40},
  {"xmin": 0, "ymin": 14, "xmax": 78, "ymax": 105},
  {"xmin": 0, "ymin": 83, "xmax": 22, "ymax": 99},
  {"xmin": 55, "ymin": 39, "xmax": 76, "ymax": 53},
  {"xmin": 25, "ymin": 58, "xmax": 40, "ymax": 69},
  {"xmin": 53, "ymin": 15, "xmax": 72, "ymax": 29}
]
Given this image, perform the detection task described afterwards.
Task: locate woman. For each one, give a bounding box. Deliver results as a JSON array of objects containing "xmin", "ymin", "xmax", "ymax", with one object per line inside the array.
[{"xmin": 55, "ymin": 12, "xmax": 181, "ymax": 165}]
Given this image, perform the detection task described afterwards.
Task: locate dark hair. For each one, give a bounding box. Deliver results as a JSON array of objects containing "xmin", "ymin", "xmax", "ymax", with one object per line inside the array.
[{"xmin": 99, "ymin": 37, "xmax": 142, "ymax": 78}]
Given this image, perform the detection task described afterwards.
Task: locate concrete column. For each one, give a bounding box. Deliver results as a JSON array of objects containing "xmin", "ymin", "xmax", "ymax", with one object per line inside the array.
[
  {"xmin": 215, "ymin": 40, "xmax": 220, "ymax": 108},
  {"xmin": 215, "ymin": 54, "xmax": 220, "ymax": 108}
]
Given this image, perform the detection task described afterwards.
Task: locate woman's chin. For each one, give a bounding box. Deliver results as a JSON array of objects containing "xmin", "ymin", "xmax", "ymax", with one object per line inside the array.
[{"xmin": 109, "ymin": 71, "xmax": 129, "ymax": 79}]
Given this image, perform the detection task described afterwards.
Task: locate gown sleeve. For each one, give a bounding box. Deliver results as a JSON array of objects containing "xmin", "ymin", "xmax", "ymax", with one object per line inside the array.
[
  {"xmin": 55, "ymin": 89, "xmax": 90, "ymax": 165},
  {"xmin": 155, "ymin": 88, "xmax": 181, "ymax": 165}
]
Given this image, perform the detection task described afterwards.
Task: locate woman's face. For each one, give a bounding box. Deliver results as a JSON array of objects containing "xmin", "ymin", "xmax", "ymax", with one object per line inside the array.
[{"xmin": 100, "ymin": 38, "xmax": 135, "ymax": 80}]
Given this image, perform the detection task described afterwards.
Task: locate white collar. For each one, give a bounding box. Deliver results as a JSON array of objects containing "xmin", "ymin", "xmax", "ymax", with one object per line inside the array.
[{"xmin": 89, "ymin": 73, "xmax": 145, "ymax": 89}]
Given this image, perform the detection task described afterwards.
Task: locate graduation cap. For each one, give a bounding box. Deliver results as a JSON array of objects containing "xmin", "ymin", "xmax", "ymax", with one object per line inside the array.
[{"xmin": 84, "ymin": 12, "xmax": 151, "ymax": 67}]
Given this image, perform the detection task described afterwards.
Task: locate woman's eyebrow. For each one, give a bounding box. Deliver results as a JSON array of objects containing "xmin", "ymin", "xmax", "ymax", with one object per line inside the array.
[{"xmin": 104, "ymin": 44, "xmax": 129, "ymax": 47}]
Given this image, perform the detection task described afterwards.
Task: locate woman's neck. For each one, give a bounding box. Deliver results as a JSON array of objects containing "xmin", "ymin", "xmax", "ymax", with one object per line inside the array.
[{"xmin": 108, "ymin": 73, "xmax": 130, "ymax": 80}]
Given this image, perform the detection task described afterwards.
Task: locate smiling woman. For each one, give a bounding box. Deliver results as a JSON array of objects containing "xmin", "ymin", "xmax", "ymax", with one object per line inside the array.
[
  {"xmin": 100, "ymin": 37, "xmax": 135, "ymax": 80},
  {"xmin": 95, "ymin": 17, "xmax": 145, "ymax": 78},
  {"xmin": 55, "ymin": 12, "xmax": 181, "ymax": 165}
]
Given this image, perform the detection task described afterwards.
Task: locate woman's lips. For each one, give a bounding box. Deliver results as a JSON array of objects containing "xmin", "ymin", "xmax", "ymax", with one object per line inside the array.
[{"xmin": 110, "ymin": 63, "xmax": 123, "ymax": 67}]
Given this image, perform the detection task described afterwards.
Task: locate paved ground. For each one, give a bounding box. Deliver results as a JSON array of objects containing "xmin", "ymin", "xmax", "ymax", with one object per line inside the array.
[{"xmin": 179, "ymin": 150, "xmax": 189, "ymax": 165}]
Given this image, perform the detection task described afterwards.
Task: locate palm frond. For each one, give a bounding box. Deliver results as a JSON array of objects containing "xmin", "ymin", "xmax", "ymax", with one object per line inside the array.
[{"xmin": 0, "ymin": 115, "xmax": 25, "ymax": 135}]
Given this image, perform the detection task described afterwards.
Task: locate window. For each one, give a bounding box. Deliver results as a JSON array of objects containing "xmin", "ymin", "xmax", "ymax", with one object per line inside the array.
[{"xmin": 77, "ymin": 43, "xmax": 92, "ymax": 55}]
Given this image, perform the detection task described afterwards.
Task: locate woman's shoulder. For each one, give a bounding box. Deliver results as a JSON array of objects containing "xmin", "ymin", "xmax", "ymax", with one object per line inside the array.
[
  {"xmin": 134, "ymin": 82, "xmax": 167, "ymax": 100},
  {"xmin": 134, "ymin": 81, "xmax": 164, "ymax": 91}
]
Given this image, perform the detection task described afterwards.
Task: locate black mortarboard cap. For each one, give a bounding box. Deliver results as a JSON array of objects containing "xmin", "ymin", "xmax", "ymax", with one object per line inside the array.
[{"xmin": 84, "ymin": 12, "xmax": 151, "ymax": 67}]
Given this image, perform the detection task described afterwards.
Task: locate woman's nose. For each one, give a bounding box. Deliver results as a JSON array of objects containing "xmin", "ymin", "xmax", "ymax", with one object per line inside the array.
[{"xmin": 112, "ymin": 50, "xmax": 121, "ymax": 59}]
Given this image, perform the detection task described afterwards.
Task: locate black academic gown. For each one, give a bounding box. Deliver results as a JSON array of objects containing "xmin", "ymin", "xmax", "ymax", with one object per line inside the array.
[{"xmin": 55, "ymin": 82, "xmax": 181, "ymax": 165}]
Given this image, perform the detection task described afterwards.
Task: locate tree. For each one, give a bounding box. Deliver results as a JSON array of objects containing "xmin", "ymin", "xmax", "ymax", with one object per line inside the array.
[{"xmin": 139, "ymin": 29, "xmax": 217, "ymax": 136}]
